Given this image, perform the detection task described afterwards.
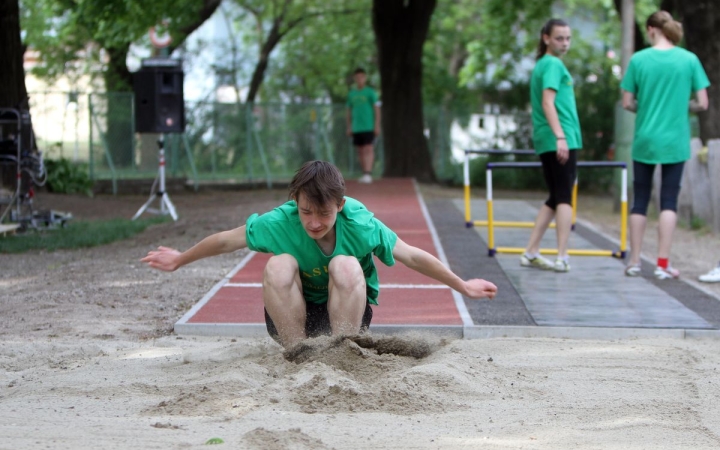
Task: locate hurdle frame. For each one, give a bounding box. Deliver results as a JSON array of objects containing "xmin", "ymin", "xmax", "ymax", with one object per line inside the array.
[
  {"xmin": 463, "ymin": 149, "xmax": 578, "ymax": 229},
  {"xmin": 463, "ymin": 156, "xmax": 627, "ymax": 257}
]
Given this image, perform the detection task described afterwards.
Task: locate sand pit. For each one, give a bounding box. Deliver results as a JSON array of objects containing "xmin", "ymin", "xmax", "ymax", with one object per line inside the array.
[
  {"xmin": 2, "ymin": 189, "xmax": 720, "ymax": 448},
  {"xmin": 2, "ymin": 334, "xmax": 720, "ymax": 449}
]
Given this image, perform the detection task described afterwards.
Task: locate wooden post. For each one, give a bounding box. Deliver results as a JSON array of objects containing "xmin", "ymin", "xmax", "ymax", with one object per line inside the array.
[
  {"xmin": 614, "ymin": 0, "xmax": 635, "ymax": 212},
  {"xmin": 709, "ymin": 139, "xmax": 720, "ymax": 233}
]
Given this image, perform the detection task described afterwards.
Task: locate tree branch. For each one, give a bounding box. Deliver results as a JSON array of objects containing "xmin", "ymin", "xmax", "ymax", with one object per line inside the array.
[{"xmin": 169, "ymin": 0, "xmax": 223, "ymax": 53}]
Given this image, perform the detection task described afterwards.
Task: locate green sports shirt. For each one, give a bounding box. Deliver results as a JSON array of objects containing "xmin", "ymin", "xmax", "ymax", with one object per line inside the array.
[
  {"xmin": 620, "ymin": 47, "xmax": 710, "ymax": 164},
  {"xmin": 347, "ymin": 86, "xmax": 379, "ymax": 133},
  {"xmin": 245, "ymin": 197, "xmax": 398, "ymax": 305},
  {"xmin": 530, "ymin": 54, "xmax": 582, "ymax": 154}
]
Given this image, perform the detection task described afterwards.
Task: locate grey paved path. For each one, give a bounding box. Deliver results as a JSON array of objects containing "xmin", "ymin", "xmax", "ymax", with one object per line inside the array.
[{"xmin": 427, "ymin": 198, "xmax": 719, "ymax": 330}]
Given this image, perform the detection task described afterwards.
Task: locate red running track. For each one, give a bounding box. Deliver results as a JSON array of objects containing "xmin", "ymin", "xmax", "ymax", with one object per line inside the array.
[{"xmin": 176, "ymin": 178, "xmax": 469, "ymax": 335}]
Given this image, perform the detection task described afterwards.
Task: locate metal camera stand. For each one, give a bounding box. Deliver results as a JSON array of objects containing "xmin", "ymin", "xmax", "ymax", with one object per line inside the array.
[{"xmin": 132, "ymin": 135, "xmax": 178, "ymax": 221}]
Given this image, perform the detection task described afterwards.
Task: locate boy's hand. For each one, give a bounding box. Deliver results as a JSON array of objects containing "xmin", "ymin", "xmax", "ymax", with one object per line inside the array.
[
  {"xmin": 464, "ymin": 279, "xmax": 498, "ymax": 299},
  {"xmin": 141, "ymin": 246, "xmax": 182, "ymax": 272}
]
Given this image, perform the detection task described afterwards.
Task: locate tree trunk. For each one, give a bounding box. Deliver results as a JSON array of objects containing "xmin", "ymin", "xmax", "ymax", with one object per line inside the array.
[
  {"xmin": 372, "ymin": 0, "xmax": 436, "ymax": 182},
  {"xmin": 674, "ymin": 1, "xmax": 720, "ymax": 141},
  {"xmin": 612, "ymin": 0, "xmax": 649, "ymax": 52},
  {"xmin": 0, "ymin": 0, "xmax": 28, "ymax": 109}
]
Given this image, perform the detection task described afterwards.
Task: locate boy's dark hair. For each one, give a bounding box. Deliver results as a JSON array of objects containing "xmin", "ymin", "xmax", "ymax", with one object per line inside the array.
[
  {"xmin": 353, "ymin": 67, "xmax": 366, "ymax": 75},
  {"xmin": 289, "ymin": 161, "xmax": 346, "ymax": 207}
]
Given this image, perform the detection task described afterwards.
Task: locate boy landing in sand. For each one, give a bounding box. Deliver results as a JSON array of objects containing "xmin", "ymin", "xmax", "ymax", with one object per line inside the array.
[{"xmin": 141, "ymin": 161, "xmax": 497, "ymax": 348}]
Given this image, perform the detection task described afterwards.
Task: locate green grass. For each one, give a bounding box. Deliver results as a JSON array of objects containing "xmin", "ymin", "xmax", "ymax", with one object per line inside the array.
[{"xmin": 0, "ymin": 217, "xmax": 169, "ymax": 254}]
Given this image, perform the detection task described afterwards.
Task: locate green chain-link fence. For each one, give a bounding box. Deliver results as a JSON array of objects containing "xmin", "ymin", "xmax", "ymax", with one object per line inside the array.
[{"xmin": 29, "ymin": 91, "xmax": 532, "ymax": 192}]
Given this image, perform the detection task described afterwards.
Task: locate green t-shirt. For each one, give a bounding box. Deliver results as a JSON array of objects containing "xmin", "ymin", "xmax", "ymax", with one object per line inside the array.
[
  {"xmin": 347, "ymin": 86, "xmax": 379, "ymax": 133},
  {"xmin": 245, "ymin": 196, "xmax": 397, "ymax": 305},
  {"xmin": 530, "ymin": 54, "xmax": 582, "ymax": 154},
  {"xmin": 620, "ymin": 47, "xmax": 710, "ymax": 164}
]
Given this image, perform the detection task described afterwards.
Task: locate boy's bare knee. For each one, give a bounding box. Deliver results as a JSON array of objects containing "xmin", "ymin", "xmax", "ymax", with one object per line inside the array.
[
  {"xmin": 264, "ymin": 254, "xmax": 299, "ymax": 288},
  {"xmin": 328, "ymin": 256, "xmax": 364, "ymax": 288}
]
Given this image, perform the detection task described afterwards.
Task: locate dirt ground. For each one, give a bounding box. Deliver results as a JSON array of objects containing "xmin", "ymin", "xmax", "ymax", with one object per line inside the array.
[{"xmin": 1, "ymin": 185, "xmax": 720, "ymax": 449}]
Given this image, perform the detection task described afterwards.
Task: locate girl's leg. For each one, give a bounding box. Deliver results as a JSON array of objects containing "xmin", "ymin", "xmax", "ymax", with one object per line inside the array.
[
  {"xmin": 553, "ymin": 150, "xmax": 577, "ymax": 259},
  {"xmin": 628, "ymin": 161, "xmax": 655, "ymax": 266},
  {"xmin": 628, "ymin": 214, "xmax": 647, "ymax": 266},
  {"xmin": 555, "ymin": 204, "xmax": 573, "ymax": 258},
  {"xmin": 657, "ymin": 162, "xmax": 684, "ymax": 261},
  {"xmin": 525, "ymin": 152, "xmax": 558, "ymax": 255},
  {"xmin": 525, "ymin": 205, "xmax": 556, "ymax": 255}
]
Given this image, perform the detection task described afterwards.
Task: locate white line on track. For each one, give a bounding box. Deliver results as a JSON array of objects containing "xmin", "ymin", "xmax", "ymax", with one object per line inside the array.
[{"xmin": 224, "ymin": 282, "xmax": 450, "ymax": 289}]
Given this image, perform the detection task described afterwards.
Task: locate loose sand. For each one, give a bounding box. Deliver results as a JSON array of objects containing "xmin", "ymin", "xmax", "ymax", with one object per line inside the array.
[{"xmin": 1, "ymin": 186, "xmax": 720, "ymax": 449}]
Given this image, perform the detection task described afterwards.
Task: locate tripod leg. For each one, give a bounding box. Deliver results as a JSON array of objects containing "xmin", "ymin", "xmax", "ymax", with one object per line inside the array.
[
  {"xmin": 132, "ymin": 194, "xmax": 158, "ymax": 220},
  {"xmin": 161, "ymin": 193, "xmax": 178, "ymax": 221}
]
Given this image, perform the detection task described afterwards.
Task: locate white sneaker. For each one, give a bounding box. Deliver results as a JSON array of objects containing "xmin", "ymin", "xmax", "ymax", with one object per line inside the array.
[
  {"xmin": 520, "ymin": 254, "xmax": 554, "ymax": 270},
  {"xmin": 624, "ymin": 264, "xmax": 641, "ymax": 277},
  {"xmin": 699, "ymin": 266, "xmax": 720, "ymax": 283},
  {"xmin": 358, "ymin": 174, "xmax": 372, "ymax": 184},
  {"xmin": 654, "ymin": 266, "xmax": 680, "ymax": 280},
  {"xmin": 554, "ymin": 259, "xmax": 570, "ymax": 273}
]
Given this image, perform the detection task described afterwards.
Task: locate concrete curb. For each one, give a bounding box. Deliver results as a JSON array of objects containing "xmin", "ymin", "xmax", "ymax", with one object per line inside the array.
[{"xmin": 174, "ymin": 322, "xmax": 720, "ymax": 340}]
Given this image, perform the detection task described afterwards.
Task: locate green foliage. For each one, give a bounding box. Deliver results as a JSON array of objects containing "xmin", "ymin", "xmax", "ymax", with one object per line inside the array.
[
  {"xmin": 459, "ymin": 0, "xmax": 553, "ymax": 86},
  {"xmin": 21, "ymin": 0, "xmax": 213, "ymax": 85},
  {"xmin": 422, "ymin": 0, "xmax": 483, "ymax": 111},
  {"xmin": 0, "ymin": 217, "xmax": 168, "ymax": 253},
  {"xmin": 225, "ymin": 0, "xmax": 371, "ymax": 103},
  {"xmin": 690, "ymin": 215, "xmax": 707, "ymax": 231},
  {"xmin": 468, "ymin": 153, "xmax": 546, "ymax": 190},
  {"xmin": 44, "ymin": 158, "xmax": 94, "ymax": 196},
  {"xmin": 564, "ymin": 39, "xmax": 619, "ymax": 192}
]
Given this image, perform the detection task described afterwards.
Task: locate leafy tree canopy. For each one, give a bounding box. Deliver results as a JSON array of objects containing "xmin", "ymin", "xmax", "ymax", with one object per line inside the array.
[{"xmin": 21, "ymin": 0, "xmax": 219, "ymax": 86}]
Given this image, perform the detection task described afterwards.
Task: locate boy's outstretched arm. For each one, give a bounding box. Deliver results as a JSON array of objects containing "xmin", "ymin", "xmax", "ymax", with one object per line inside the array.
[
  {"xmin": 141, "ymin": 225, "xmax": 248, "ymax": 272},
  {"xmin": 392, "ymin": 238, "xmax": 497, "ymax": 299}
]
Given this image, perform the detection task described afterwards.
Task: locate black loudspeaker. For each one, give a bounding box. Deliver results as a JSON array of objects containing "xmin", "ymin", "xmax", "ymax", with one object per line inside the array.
[{"xmin": 133, "ymin": 58, "xmax": 185, "ymax": 133}]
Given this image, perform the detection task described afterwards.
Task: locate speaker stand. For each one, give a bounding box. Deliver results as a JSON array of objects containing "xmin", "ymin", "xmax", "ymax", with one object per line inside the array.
[{"xmin": 132, "ymin": 136, "xmax": 178, "ymax": 221}]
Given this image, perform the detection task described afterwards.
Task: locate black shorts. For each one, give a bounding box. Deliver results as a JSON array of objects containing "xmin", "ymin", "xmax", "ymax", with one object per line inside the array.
[
  {"xmin": 352, "ymin": 131, "xmax": 375, "ymax": 146},
  {"xmin": 264, "ymin": 302, "xmax": 373, "ymax": 342},
  {"xmin": 539, "ymin": 150, "xmax": 577, "ymax": 210}
]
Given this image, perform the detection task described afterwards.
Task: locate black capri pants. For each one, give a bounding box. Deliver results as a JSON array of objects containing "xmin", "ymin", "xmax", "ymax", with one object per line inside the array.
[
  {"xmin": 539, "ymin": 150, "xmax": 577, "ymax": 210},
  {"xmin": 631, "ymin": 161, "xmax": 684, "ymax": 216}
]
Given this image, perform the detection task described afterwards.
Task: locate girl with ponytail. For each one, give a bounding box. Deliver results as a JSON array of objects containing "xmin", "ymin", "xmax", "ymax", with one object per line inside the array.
[
  {"xmin": 621, "ymin": 10, "xmax": 710, "ymax": 280},
  {"xmin": 521, "ymin": 19, "xmax": 581, "ymax": 273}
]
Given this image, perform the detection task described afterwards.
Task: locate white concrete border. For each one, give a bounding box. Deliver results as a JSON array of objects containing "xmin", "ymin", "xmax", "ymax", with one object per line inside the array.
[
  {"xmin": 175, "ymin": 322, "xmax": 720, "ymax": 340},
  {"xmin": 414, "ymin": 179, "xmax": 474, "ymax": 328}
]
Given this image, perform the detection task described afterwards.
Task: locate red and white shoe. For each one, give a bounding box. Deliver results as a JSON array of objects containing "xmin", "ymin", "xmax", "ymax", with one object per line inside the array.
[{"xmin": 654, "ymin": 266, "xmax": 679, "ymax": 280}]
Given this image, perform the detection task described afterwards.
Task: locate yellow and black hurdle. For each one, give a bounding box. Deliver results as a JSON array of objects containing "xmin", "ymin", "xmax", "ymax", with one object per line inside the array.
[
  {"xmin": 462, "ymin": 149, "xmax": 578, "ymax": 230},
  {"xmin": 462, "ymin": 150, "xmax": 628, "ymax": 258}
]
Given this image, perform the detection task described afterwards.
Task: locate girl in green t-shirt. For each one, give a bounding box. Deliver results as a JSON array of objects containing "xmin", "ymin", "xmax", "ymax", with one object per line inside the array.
[
  {"xmin": 520, "ymin": 18, "xmax": 581, "ymax": 274},
  {"xmin": 620, "ymin": 11, "xmax": 710, "ymax": 280}
]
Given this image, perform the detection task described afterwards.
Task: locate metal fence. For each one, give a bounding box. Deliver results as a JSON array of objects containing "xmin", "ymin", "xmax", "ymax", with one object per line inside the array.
[{"xmin": 28, "ymin": 91, "xmax": 531, "ymax": 191}]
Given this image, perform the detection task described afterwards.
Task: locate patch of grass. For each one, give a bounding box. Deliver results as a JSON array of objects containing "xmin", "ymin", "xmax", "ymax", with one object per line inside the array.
[
  {"xmin": 678, "ymin": 215, "xmax": 710, "ymax": 233},
  {"xmin": 690, "ymin": 215, "xmax": 707, "ymax": 231},
  {"xmin": 0, "ymin": 217, "xmax": 169, "ymax": 254}
]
